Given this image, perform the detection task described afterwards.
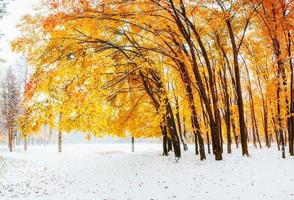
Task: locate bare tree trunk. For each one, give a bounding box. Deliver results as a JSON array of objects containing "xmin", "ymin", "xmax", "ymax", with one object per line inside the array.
[
  {"xmin": 219, "ymin": 111, "xmax": 223, "ymax": 153},
  {"xmin": 229, "ymin": 98, "xmax": 239, "ymax": 148},
  {"xmin": 8, "ymin": 128, "xmax": 13, "ymax": 152},
  {"xmin": 216, "ymin": 33, "xmax": 235, "ymax": 153},
  {"xmin": 175, "ymin": 96, "xmax": 188, "ymax": 151},
  {"xmin": 287, "ymin": 30, "xmax": 294, "ymax": 155},
  {"xmin": 221, "ymin": 74, "xmax": 232, "ymax": 153},
  {"xmin": 131, "ymin": 137, "xmax": 135, "ymax": 152},
  {"xmin": 167, "ymin": 138, "xmax": 173, "ymax": 152},
  {"xmin": 271, "ymin": 114, "xmax": 281, "ymax": 151},
  {"xmin": 183, "ymin": 117, "xmax": 187, "ymax": 141},
  {"xmin": 271, "ymin": 4, "xmax": 286, "ymax": 158},
  {"xmin": 24, "ymin": 136, "xmax": 27, "ymax": 151},
  {"xmin": 161, "ymin": 125, "xmax": 168, "ymax": 156},
  {"xmin": 256, "ymin": 72, "xmax": 270, "ymax": 147},
  {"xmin": 166, "ymin": 102, "xmax": 181, "ymax": 158},
  {"xmin": 280, "ymin": 131, "xmax": 286, "ymax": 158},
  {"xmin": 206, "ymin": 131, "xmax": 211, "ymax": 154},
  {"xmin": 194, "ymin": 132, "xmax": 199, "ymax": 155},
  {"xmin": 244, "ymin": 61, "xmax": 262, "ymax": 149},
  {"xmin": 226, "ymin": 20, "xmax": 249, "ymax": 156},
  {"xmin": 277, "ymin": 77, "xmax": 285, "ymax": 158},
  {"xmin": 201, "ymin": 102, "xmax": 211, "ymax": 154},
  {"xmin": 58, "ymin": 130, "xmax": 62, "ymax": 153}
]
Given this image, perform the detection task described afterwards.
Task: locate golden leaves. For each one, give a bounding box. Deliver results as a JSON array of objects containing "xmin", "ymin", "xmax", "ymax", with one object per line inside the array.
[{"xmin": 12, "ymin": 0, "xmax": 294, "ymax": 145}]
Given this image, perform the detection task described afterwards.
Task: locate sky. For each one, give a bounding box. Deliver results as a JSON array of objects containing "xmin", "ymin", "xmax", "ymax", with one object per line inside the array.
[{"xmin": 0, "ymin": 0, "xmax": 39, "ymax": 67}]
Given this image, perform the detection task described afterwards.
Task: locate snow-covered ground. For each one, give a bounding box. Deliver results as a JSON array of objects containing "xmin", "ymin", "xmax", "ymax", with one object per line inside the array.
[{"xmin": 0, "ymin": 143, "xmax": 293, "ymax": 200}]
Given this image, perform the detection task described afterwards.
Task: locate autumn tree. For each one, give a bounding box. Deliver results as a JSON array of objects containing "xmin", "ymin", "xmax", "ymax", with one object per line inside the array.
[{"xmin": 11, "ymin": 0, "xmax": 294, "ymax": 160}]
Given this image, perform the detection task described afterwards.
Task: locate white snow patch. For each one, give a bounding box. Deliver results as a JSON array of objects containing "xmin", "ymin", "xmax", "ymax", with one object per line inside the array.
[{"xmin": 0, "ymin": 143, "xmax": 294, "ymax": 200}]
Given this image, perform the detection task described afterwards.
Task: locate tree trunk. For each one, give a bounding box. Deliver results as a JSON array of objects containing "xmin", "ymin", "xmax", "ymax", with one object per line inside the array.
[
  {"xmin": 175, "ymin": 61, "xmax": 205, "ymax": 159},
  {"xmin": 175, "ymin": 96, "xmax": 188, "ymax": 151},
  {"xmin": 168, "ymin": 1, "xmax": 217, "ymax": 160},
  {"xmin": 166, "ymin": 102, "xmax": 181, "ymax": 158},
  {"xmin": 280, "ymin": 131, "xmax": 286, "ymax": 158},
  {"xmin": 8, "ymin": 128, "xmax": 13, "ymax": 152},
  {"xmin": 201, "ymin": 102, "xmax": 211, "ymax": 154},
  {"xmin": 161, "ymin": 125, "xmax": 168, "ymax": 156},
  {"xmin": 271, "ymin": 5, "xmax": 286, "ymax": 158},
  {"xmin": 277, "ymin": 77, "xmax": 285, "ymax": 158},
  {"xmin": 244, "ymin": 61, "xmax": 262, "ymax": 149},
  {"xmin": 139, "ymin": 69, "xmax": 181, "ymax": 158},
  {"xmin": 288, "ymin": 30, "xmax": 294, "ymax": 155},
  {"xmin": 167, "ymin": 138, "xmax": 173, "ymax": 152},
  {"xmin": 58, "ymin": 130, "xmax": 62, "ymax": 153},
  {"xmin": 226, "ymin": 20, "xmax": 249, "ymax": 156},
  {"xmin": 220, "ymin": 69, "xmax": 232, "ymax": 154},
  {"xmin": 206, "ymin": 131, "xmax": 211, "ymax": 154},
  {"xmin": 24, "ymin": 136, "xmax": 27, "ymax": 151},
  {"xmin": 230, "ymin": 98, "xmax": 239, "ymax": 148},
  {"xmin": 256, "ymin": 73, "xmax": 270, "ymax": 147},
  {"xmin": 194, "ymin": 132, "xmax": 199, "ymax": 155},
  {"xmin": 131, "ymin": 137, "xmax": 135, "ymax": 152}
]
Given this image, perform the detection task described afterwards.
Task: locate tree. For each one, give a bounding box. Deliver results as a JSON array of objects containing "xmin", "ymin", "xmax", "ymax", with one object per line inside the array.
[
  {"xmin": 1, "ymin": 68, "xmax": 20, "ymax": 152},
  {"xmin": 11, "ymin": 0, "xmax": 294, "ymax": 160}
]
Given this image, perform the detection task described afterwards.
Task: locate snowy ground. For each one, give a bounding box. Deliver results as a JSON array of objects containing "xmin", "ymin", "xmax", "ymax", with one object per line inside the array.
[{"xmin": 0, "ymin": 143, "xmax": 294, "ymax": 200}]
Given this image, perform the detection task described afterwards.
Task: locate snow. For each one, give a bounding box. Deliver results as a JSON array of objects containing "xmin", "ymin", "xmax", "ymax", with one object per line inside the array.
[{"xmin": 0, "ymin": 143, "xmax": 294, "ymax": 200}]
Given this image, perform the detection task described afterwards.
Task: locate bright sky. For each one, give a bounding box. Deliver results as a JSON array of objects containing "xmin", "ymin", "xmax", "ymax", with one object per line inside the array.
[{"xmin": 0, "ymin": 0, "xmax": 39, "ymax": 66}]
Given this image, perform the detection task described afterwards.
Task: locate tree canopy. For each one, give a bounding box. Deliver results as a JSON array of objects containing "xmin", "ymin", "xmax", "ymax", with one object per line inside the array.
[{"xmin": 12, "ymin": 0, "xmax": 294, "ymax": 160}]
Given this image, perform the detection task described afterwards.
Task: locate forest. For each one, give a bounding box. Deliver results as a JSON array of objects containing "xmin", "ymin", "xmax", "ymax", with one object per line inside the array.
[
  {"xmin": 0, "ymin": 0, "xmax": 293, "ymax": 199},
  {"xmin": 8, "ymin": 0, "xmax": 293, "ymax": 160}
]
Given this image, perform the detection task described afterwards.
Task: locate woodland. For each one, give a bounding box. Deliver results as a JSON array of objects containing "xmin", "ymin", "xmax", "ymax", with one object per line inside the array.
[{"xmin": 0, "ymin": 0, "xmax": 293, "ymax": 161}]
